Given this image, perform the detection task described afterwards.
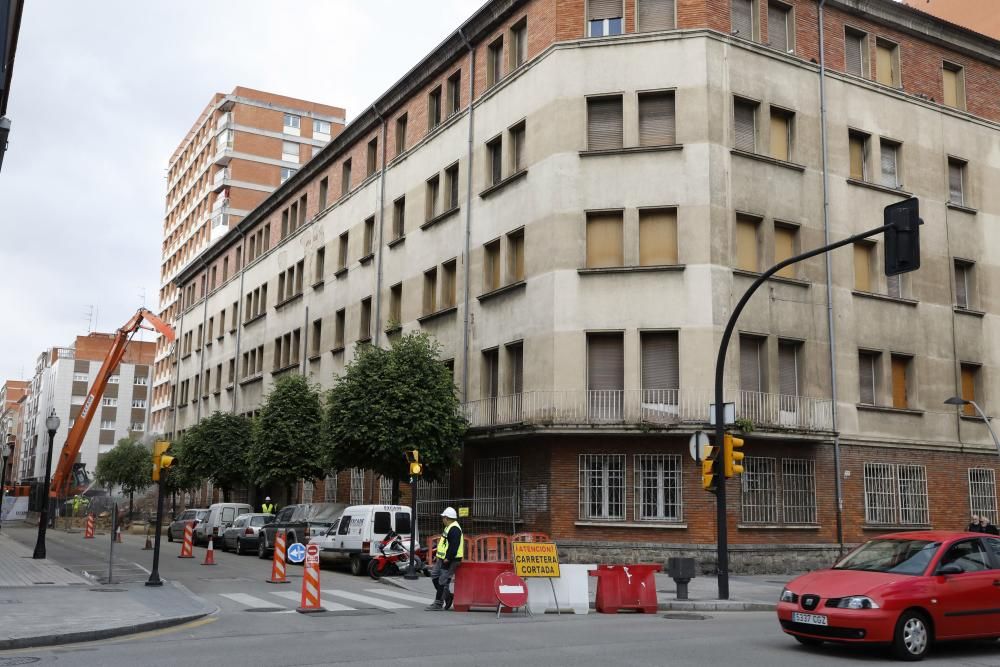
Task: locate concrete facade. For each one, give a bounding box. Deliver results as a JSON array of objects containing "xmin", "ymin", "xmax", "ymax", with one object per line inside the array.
[{"xmin": 168, "ymin": 0, "xmax": 1000, "ymax": 568}]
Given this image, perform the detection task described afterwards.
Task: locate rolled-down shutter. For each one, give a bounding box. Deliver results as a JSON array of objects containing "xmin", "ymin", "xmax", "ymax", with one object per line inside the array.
[
  {"xmin": 588, "ymin": 334, "xmax": 624, "ymax": 391},
  {"xmin": 891, "ymin": 357, "xmax": 908, "ymax": 409},
  {"xmin": 734, "ymin": 101, "xmax": 756, "ymax": 152},
  {"xmin": 587, "ymin": 97, "xmax": 623, "ymax": 150},
  {"xmin": 641, "ymin": 332, "xmax": 679, "ymax": 391},
  {"xmin": 942, "ymin": 67, "xmax": 958, "ymax": 107},
  {"xmin": 778, "ymin": 342, "xmax": 798, "ymax": 397},
  {"xmin": 586, "ymin": 212, "xmax": 624, "ymax": 268},
  {"xmin": 768, "ymin": 4, "xmax": 788, "ymax": 52},
  {"xmin": 731, "ymin": 0, "xmax": 753, "ymax": 38},
  {"xmin": 639, "ymin": 208, "xmax": 678, "ymax": 266},
  {"xmin": 639, "ymin": 93, "xmax": 676, "ymax": 146},
  {"xmin": 739, "ymin": 336, "xmax": 762, "ymax": 392},
  {"xmin": 588, "ymin": 0, "xmax": 622, "ymax": 20},
  {"xmin": 845, "ymin": 32, "xmax": 863, "ymax": 76},
  {"xmin": 638, "ymin": 0, "xmax": 675, "ymax": 31}
]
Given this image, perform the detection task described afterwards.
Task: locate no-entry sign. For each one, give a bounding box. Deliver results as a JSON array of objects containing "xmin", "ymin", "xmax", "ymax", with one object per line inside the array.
[
  {"xmin": 305, "ymin": 543, "xmax": 320, "ymax": 566},
  {"xmin": 512, "ymin": 542, "xmax": 561, "ymax": 578}
]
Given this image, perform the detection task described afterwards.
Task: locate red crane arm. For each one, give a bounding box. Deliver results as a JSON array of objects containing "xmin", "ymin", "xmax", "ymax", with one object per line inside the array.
[{"xmin": 50, "ymin": 308, "xmax": 175, "ymax": 497}]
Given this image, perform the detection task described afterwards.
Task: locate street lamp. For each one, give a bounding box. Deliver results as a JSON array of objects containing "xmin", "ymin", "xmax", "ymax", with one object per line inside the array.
[
  {"xmin": 32, "ymin": 410, "xmax": 60, "ymax": 559},
  {"xmin": 0, "ymin": 437, "xmax": 12, "ymax": 533},
  {"xmin": 945, "ymin": 396, "xmax": 1000, "ymax": 455}
]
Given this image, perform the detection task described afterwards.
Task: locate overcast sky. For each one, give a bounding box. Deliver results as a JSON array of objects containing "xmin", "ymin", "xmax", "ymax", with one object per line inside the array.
[{"xmin": 0, "ymin": 0, "xmax": 482, "ymax": 381}]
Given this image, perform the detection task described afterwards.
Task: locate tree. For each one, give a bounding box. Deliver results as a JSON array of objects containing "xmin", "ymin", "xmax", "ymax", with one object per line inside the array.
[
  {"xmin": 94, "ymin": 438, "xmax": 152, "ymax": 519},
  {"xmin": 248, "ymin": 374, "xmax": 326, "ymax": 501},
  {"xmin": 180, "ymin": 412, "xmax": 251, "ymax": 502},
  {"xmin": 324, "ymin": 333, "xmax": 466, "ymax": 501},
  {"xmin": 160, "ymin": 437, "xmax": 204, "ymax": 514}
]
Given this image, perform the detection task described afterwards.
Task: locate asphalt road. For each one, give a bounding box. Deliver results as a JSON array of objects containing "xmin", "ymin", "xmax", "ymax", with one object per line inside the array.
[{"xmin": 4, "ymin": 527, "xmax": 1000, "ymax": 666}]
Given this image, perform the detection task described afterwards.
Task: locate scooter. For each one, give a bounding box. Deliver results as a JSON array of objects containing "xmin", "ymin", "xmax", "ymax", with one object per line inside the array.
[{"xmin": 367, "ymin": 531, "xmax": 426, "ymax": 579}]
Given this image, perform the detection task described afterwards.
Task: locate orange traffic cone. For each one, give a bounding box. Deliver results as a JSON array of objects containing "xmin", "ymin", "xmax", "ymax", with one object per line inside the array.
[
  {"xmin": 202, "ymin": 537, "xmax": 217, "ymax": 566},
  {"xmin": 115, "ymin": 526, "xmax": 123, "ymax": 543},
  {"xmin": 296, "ymin": 550, "xmax": 324, "ymax": 614},
  {"xmin": 179, "ymin": 521, "xmax": 195, "ymax": 558},
  {"xmin": 84, "ymin": 514, "xmax": 95, "ymax": 539},
  {"xmin": 266, "ymin": 530, "xmax": 289, "ymax": 584},
  {"xmin": 142, "ymin": 531, "xmax": 153, "ymax": 550}
]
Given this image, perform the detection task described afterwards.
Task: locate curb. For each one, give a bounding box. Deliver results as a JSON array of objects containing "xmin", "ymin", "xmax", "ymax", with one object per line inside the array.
[{"xmin": 0, "ymin": 611, "xmax": 215, "ymax": 651}]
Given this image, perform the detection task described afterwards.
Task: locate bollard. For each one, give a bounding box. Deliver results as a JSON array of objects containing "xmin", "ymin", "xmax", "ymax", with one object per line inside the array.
[
  {"xmin": 267, "ymin": 530, "xmax": 289, "ymax": 584},
  {"xmin": 296, "ymin": 547, "xmax": 324, "ymax": 614},
  {"xmin": 178, "ymin": 520, "xmax": 195, "ymax": 558},
  {"xmin": 84, "ymin": 514, "xmax": 95, "ymax": 539}
]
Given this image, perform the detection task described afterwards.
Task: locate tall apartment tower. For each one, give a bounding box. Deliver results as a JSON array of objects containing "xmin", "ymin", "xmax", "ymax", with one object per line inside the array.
[{"xmin": 151, "ymin": 88, "xmax": 345, "ymax": 435}]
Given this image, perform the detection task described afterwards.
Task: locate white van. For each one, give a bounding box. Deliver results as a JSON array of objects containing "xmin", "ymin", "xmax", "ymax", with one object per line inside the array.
[
  {"xmin": 313, "ymin": 504, "xmax": 412, "ymax": 575},
  {"xmin": 196, "ymin": 502, "xmax": 253, "ymax": 546}
]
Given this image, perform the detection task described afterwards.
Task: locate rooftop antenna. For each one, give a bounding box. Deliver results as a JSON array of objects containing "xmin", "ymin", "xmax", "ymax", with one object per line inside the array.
[{"xmin": 84, "ymin": 305, "xmax": 94, "ymax": 333}]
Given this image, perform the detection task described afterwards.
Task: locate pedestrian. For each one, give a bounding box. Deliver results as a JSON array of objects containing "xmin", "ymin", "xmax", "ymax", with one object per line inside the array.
[
  {"xmin": 261, "ymin": 497, "xmax": 276, "ymax": 514},
  {"xmin": 981, "ymin": 516, "xmax": 999, "ymax": 535},
  {"xmin": 969, "ymin": 514, "xmax": 983, "ymax": 532},
  {"xmin": 425, "ymin": 507, "xmax": 464, "ymax": 611}
]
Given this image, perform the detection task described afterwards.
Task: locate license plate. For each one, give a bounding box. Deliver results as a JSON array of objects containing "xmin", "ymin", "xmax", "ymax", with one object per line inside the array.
[{"xmin": 793, "ymin": 612, "xmax": 828, "ymax": 626}]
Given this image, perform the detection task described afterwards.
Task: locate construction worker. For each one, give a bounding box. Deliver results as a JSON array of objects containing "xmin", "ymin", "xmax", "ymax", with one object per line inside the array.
[
  {"xmin": 261, "ymin": 497, "xmax": 276, "ymax": 514},
  {"xmin": 425, "ymin": 507, "xmax": 464, "ymax": 611}
]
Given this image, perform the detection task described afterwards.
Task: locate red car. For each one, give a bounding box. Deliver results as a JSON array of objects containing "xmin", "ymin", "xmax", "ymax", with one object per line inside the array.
[{"xmin": 777, "ymin": 531, "xmax": 1000, "ymax": 661}]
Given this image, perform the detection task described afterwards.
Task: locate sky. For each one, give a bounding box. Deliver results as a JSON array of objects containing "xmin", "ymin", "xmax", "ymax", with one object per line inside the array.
[{"xmin": 0, "ymin": 0, "xmax": 482, "ymax": 381}]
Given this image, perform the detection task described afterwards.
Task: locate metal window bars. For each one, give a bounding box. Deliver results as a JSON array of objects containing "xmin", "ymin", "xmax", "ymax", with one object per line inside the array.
[
  {"xmin": 579, "ymin": 454, "xmax": 626, "ymax": 520},
  {"xmin": 782, "ymin": 458, "xmax": 817, "ymax": 525},
  {"xmin": 741, "ymin": 457, "xmax": 779, "ymax": 524},
  {"xmin": 474, "ymin": 457, "xmax": 521, "ymax": 519},
  {"xmin": 323, "ymin": 474, "xmax": 338, "ymax": 503},
  {"xmin": 864, "ymin": 462, "xmax": 897, "ymax": 525},
  {"xmin": 633, "ymin": 454, "xmax": 683, "ymax": 521},
  {"xmin": 302, "ymin": 480, "xmax": 314, "ymax": 504},
  {"xmin": 864, "ymin": 462, "xmax": 929, "ymax": 526},
  {"xmin": 969, "ymin": 468, "xmax": 997, "ymax": 524},
  {"xmin": 378, "ymin": 477, "xmax": 393, "ymax": 504},
  {"xmin": 349, "ymin": 468, "xmax": 365, "ymax": 505},
  {"xmin": 897, "ymin": 464, "xmax": 929, "ymax": 526}
]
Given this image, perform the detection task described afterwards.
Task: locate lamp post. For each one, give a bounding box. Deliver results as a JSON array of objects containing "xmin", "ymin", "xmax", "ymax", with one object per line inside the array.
[
  {"xmin": 945, "ymin": 396, "xmax": 1000, "ymax": 455},
  {"xmin": 0, "ymin": 438, "xmax": 12, "ymax": 533},
  {"xmin": 32, "ymin": 410, "xmax": 60, "ymax": 559}
]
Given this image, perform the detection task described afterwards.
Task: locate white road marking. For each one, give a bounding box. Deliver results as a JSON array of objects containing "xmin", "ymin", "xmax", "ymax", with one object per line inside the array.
[
  {"xmin": 324, "ymin": 589, "xmax": 410, "ymax": 609},
  {"xmin": 220, "ymin": 593, "xmax": 283, "ymax": 608},
  {"xmin": 270, "ymin": 590, "xmax": 355, "ymax": 612},
  {"xmin": 363, "ymin": 588, "xmax": 433, "ymax": 604}
]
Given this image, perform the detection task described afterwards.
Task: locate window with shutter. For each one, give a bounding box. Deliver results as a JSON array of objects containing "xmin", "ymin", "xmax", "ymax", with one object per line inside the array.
[
  {"xmin": 733, "ymin": 99, "xmax": 757, "ymax": 152},
  {"xmin": 641, "ymin": 332, "xmax": 679, "ymax": 393},
  {"xmin": 778, "ymin": 341, "xmax": 799, "ymax": 398},
  {"xmin": 586, "ymin": 212, "xmax": 624, "ymax": 268},
  {"xmin": 954, "ymin": 261, "xmax": 970, "ymax": 309},
  {"xmin": 587, "ymin": 333, "xmax": 624, "ymax": 419},
  {"xmin": 638, "ymin": 0, "xmax": 675, "ymax": 31},
  {"xmin": 484, "ymin": 240, "xmax": 501, "ymax": 292},
  {"xmin": 639, "ymin": 208, "xmax": 678, "ymax": 266},
  {"xmin": 731, "ymin": 0, "xmax": 754, "ymax": 39},
  {"xmin": 589, "ymin": 0, "xmax": 622, "ymax": 20},
  {"xmin": 961, "ymin": 364, "xmax": 978, "ymax": 416},
  {"xmin": 880, "ymin": 140, "xmax": 898, "ymax": 188},
  {"xmin": 845, "ymin": 28, "xmax": 866, "ymax": 77},
  {"xmin": 740, "ymin": 336, "xmax": 764, "ymax": 393},
  {"xmin": 849, "ymin": 131, "xmax": 868, "ymax": 180},
  {"xmin": 876, "ymin": 41, "xmax": 899, "ymax": 87},
  {"xmin": 507, "ymin": 342, "xmax": 524, "ymax": 395},
  {"xmin": 767, "ymin": 3, "xmax": 790, "ymax": 52},
  {"xmin": 638, "ymin": 92, "xmax": 676, "ymax": 146},
  {"xmin": 774, "ymin": 225, "xmax": 796, "ymax": 278},
  {"xmin": 943, "ymin": 63, "xmax": 965, "ymax": 110},
  {"xmin": 854, "ymin": 243, "xmax": 872, "ymax": 292},
  {"xmin": 507, "ymin": 229, "xmax": 525, "ymax": 282},
  {"xmin": 769, "ymin": 109, "xmax": 790, "ymax": 161},
  {"xmin": 948, "ymin": 159, "xmax": 965, "ymax": 205},
  {"xmin": 736, "ymin": 216, "xmax": 759, "ymax": 271},
  {"xmin": 891, "ymin": 355, "xmax": 909, "ymax": 409},
  {"xmin": 482, "ymin": 349, "xmax": 499, "ymax": 399},
  {"xmin": 859, "ymin": 352, "xmax": 877, "ymax": 405},
  {"xmin": 587, "ymin": 97, "xmax": 624, "ymax": 150}
]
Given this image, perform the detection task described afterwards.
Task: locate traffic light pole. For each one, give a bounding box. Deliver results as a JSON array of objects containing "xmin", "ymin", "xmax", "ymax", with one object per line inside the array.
[
  {"xmin": 146, "ymin": 476, "xmax": 165, "ymax": 587},
  {"xmin": 405, "ymin": 475, "xmax": 418, "ymax": 580},
  {"xmin": 713, "ymin": 221, "xmax": 895, "ymax": 600}
]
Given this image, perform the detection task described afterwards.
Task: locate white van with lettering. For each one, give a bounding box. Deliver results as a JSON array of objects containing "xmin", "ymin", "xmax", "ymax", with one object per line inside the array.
[{"xmin": 311, "ymin": 505, "xmax": 412, "ymax": 576}]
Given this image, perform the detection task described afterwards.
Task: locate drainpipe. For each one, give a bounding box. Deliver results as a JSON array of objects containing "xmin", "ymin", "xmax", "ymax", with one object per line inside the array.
[
  {"xmin": 818, "ymin": 0, "xmax": 845, "ymax": 556},
  {"xmin": 170, "ymin": 309, "xmax": 185, "ymax": 440},
  {"xmin": 458, "ymin": 28, "xmax": 476, "ymax": 404},
  {"xmin": 373, "ymin": 106, "xmax": 388, "ymax": 347},
  {"xmin": 232, "ymin": 232, "xmax": 247, "ymax": 415},
  {"xmin": 194, "ymin": 266, "xmax": 211, "ymax": 423}
]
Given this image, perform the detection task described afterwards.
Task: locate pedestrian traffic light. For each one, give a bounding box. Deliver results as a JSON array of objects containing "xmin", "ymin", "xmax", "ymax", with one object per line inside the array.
[
  {"xmin": 884, "ymin": 198, "xmax": 922, "ymax": 276},
  {"xmin": 152, "ymin": 441, "xmax": 175, "ymax": 482},
  {"xmin": 405, "ymin": 450, "xmax": 422, "ymax": 477},
  {"xmin": 724, "ymin": 433, "xmax": 745, "ymax": 478},
  {"xmin": 702, "ymin": 445, "xmax": 719, "ymax": 493}
]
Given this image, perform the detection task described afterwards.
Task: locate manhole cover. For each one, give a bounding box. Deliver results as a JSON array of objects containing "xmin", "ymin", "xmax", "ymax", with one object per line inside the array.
[
  {"xmin": 90, "ymin": 588, "xmax": 127, "ymax": 593},
  {"xmin": 663, "ymin": 613, "xmax": 711, "ymax": 621},
  {"xmin": 244, "ymin": 607, "xmax": 285, "ymax": 612},
  {"xmin": 0, "ymin": 658, "xmax": 42, "ymax": 665},
  {"xmin": 0, "ymin": 600, "xmax": 21, "ymax": 604}
]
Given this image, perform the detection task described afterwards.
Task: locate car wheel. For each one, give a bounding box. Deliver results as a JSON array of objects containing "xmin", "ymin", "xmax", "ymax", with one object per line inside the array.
[
  {"xmin": 793, "ymin": 635, "xmax": 823, "ymax": 647},
  {"xmin": 167, "ymin": 530, "xmax": 174, "ymax": 543},
  {"xmin": 893, "ymin": 610, "xmax": 931, "ymax": 661},
  {"xmin": 258, "ymin": 536, "xmax": 269, "ymax": 560},
  {"xmin": 350, "ymin": 555, "xmax": 364, "ymax": 576},
  {"xmin": 368, "ymin": 559, "xmax": 382, "ymax": 580},
  {"xmin": 235, "ymin": 539, "xmax": 243, "ymax": 555}
]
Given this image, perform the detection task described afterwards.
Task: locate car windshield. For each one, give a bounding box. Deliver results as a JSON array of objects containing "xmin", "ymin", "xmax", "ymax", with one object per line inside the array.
[
  {"xmin": 250, "ymin": 516, "xmax": 269, "ymax": 527},
  {"xmin": 196, "ymin": 511, "xmax": 209, "ymax": 520},
  {"xmin": 833, "ymin": 539, "xmax": 940, "ymax": 575}
]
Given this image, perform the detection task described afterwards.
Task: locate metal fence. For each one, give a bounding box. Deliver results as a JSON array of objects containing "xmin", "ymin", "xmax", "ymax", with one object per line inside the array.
[{"xmin": 415, "ymin": 496, "xmax": 519, "ymax": 544}]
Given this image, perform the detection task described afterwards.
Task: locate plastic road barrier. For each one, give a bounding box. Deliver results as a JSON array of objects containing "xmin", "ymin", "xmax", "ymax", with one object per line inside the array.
[
  {"xmin": 267, "ymin": 530, "xmax": 289, "ymax": 584},
  {"xmin": 296, "ymin": 544, "xmax": 324, "ymax": 613},
  {"xmin": 526, "ymin": 564, "xmax": 596, "ymax": 614},
  {"xmin": 178, "ymin": 521, "xmax": 195, "ymax": 558},
  {"xmin": 84, "ymin": 514, "xmax": 95, "ymax": 539},
  {"xmin": 453, "ymin": 562, "xmax": 515, "ymax": 612},
  {"xmin": 589, "ymin": 564, "xmax": 662, "ymax": 614}
]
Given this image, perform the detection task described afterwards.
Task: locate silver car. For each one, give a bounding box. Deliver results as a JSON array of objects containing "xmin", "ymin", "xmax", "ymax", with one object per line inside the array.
[
  {"xmin": 167, "ymin": 508, "xmax": 209, "ymax": 542},
  {"xmin": 220, "ymin": 513, "xmax": 274, "ymax": 555}
]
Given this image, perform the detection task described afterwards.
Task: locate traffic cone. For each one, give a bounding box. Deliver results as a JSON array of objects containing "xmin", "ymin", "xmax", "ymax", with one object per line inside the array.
[
  {"xmin": 266, "ymin": 530, "xmax": 289, "ymax": 584},
  {"xmin": 202, "ymin": 537, "xmax": 217, "ymax": 566},
  {"xmin": 179, "ymin": 521, "xmax": 195, "ymax": 558},
  {"xmin": 84, "ymin": 514, "xmax": 95, "ymax": 539},
  {"xmin": 115, "ymin": 526, "xmax": 123, "ymax": 543},
  {"xmin": 142, "ymin": 530, "xmax": 153, "ymax": 551},
  {"xmin": 296, "ymin": 551, "xmax": 324, "ymax": 614}
]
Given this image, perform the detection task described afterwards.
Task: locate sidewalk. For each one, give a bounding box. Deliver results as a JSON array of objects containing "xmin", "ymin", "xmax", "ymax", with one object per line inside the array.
[
  {"xmin": 382, "ymin": 566, "xmax": 788, "ymax": 612},
  {"xmin": 0, "ymin": 528, "xmax": 216, "ymax": 649}
]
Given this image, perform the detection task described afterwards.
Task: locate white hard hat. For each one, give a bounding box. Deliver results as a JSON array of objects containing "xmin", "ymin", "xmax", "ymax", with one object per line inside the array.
[
  {"xmin": 265, "ymin": 496, "xmax": 271, "ymax": 501},
  {"xmin": 441, "ymin": 507, "xmax": 458, "ymax": 519}
]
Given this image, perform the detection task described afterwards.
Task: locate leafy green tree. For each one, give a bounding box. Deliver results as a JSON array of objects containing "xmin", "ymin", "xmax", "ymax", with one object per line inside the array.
[
  {"xmin": 249, "ymin": 375, "xmax": 326, "ymax": 501},
  {"xmin": 94, "ymin": 438, "xmax": 152, "ymax": 519},
  {"xmin": 159, "ymin": 437, "xmax": 203, "ymax": 515},
  {"xmin": 180, "ymin": 412, "xmax": 251, "ymax": 502},
  {"xmin": 324, "ymin": 333, "xmax": 466, "ymax": 500}
]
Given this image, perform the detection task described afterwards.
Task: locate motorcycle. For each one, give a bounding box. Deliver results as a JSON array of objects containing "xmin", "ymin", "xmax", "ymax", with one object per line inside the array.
[{"xmin": 367, "ymin": 530, "xmax": 426, "ymax": 579}]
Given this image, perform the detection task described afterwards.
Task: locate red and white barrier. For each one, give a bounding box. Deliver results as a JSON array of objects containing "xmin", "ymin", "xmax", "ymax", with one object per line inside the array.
[
  {"xmin": 178, "ymin": 521, "xmax": 195, "ymax": 558},
  {"xmin": 84, "ymin": 514, "xmax": 95, "ymax": 539},
  {"xmin": 296, "ymin": 544, "xmax": 324, "ymax": 614},
  {"xmin": 267, "ymin": 530, "xmax": 289, "ymax": 584}
]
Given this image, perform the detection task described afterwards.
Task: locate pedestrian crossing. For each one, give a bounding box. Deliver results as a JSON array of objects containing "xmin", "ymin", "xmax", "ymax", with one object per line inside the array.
[{"xmin": 219, "ymin": 586, "xmax": 434, "ymax": 614}]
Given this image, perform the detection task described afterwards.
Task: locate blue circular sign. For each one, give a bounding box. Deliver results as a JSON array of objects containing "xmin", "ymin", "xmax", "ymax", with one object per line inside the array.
[{"xmin": 287, "ymin": 542, "xmax": 306, "ymax": 564}]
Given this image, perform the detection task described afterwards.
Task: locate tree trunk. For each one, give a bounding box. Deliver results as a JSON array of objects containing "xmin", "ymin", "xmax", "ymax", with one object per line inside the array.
[{"xmin": 128, "ymin": 491, "xmax": 134, "ymax": 522}]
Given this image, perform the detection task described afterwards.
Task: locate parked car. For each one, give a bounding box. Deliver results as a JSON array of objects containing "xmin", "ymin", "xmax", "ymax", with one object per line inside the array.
[
  {"xmin": 777, "ymin": 531, "xmax": 1000, "ymax": 661},
  {"xmin": 195, "ymin": 502, "xmax": 253, "ymax": 546},
  {"xmin": 258, "ymin": 503, "xmax": 346, "ymax": 560},
  {"xmin": 309, "ymin": 504, "xmax": 412, "ymax": 576},
  {"xmin": 220, "ymin": 513, "xmax": 273, "ymax": 555},
  {"xmin": 167, "ymin": 508, "xmax": 209, "ymax": 542}
]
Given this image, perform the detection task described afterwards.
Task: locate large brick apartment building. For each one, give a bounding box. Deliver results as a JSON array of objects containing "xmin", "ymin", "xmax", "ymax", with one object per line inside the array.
[{"xmin": 168, "ymin": 0, "xmax": 999, "ymax": 571}]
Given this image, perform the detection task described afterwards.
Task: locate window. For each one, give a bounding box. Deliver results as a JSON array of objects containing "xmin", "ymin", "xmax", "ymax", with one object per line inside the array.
[
  {"xmin": 487, "ymin": 37, "xmax": 504, "ymax": 88},
  {"xmin": 441, "ymin": 259, "xmax": 457, "ymax": 308},
  {"xmin": 506, "ymin": 341, "xmax": 523, "ymax": 396},
  {"xmin": 366, "ymin": 137, "xmax": 378, "ymax": 177},
  {"xmin": 364, "ymin": 216, "xmax": 375, "ymax": 255},
  {"xmin": 587, "ymin": 332, "xmax": 625, "ymax": 420},
  {"xmin": 350, "ymin": 468, "xmax": 365, "ymax": 505},
  {"xmin": 875, "ymin": 39, "xmax": 900, "ymax": 87},
  {"xmin": 426, "ymin": 175, "xmax": 440, "ymax": 221},
  {"xmin": 395, "ymin": 113, "xmax": 407, "ymax": 156},
  {"xmin": 954, "ymin": 260, "xmax": 974, "ymax": 310},
  {"xmin": 880, "ymin": 139, "xmax": 899, "ymax": 188},
  {"xmin": 315, "ymin": 247, "xmax": 325, "ymax": 284},
  {"xmin": 587, "ymin": 96, "xmax": 623, "ymax": 150},
  {"xmin": 639, "ymin": 208, "xmax": 678, "ymax": 266},
  {"xmin": 891, "ymin": 354, "xmax": 912, "ymax": 409},
  {"xmin": 858, "ymin": 350, "xmax": 881, "ymax": 405},
  {"xmin": 280, "ymin": 167, "xmax": 295, "ymax": 184},
  {"xmin": 767, "ymin": 2, "xmax": 791, "ymax": 52},
  {"xmin": 844, "ymin": 27, "xmax": 869, "ymax": 77},
  {"xmin": 853, "ymin": 242, "xmax": 874, "ymax": 292},
  {"xmin": 735, "ymin": 215, "xmax": 759, "ymax": 271},
  {"xmin": 318, "ymin": 177, "xmax": 328, "ymax": 210},
  {"xmin": 446, "ymin": 71, "xmax": 461, "ymax": 117},
  {"xmin": 423, "ymin": 267, "xmax": 438, "ymax": 315},
  {"xmin": 388, "ymin": 283, "xmax": 402, "ymax": 326},
  {"xmin": 100, "ymin": 420, "xmax": 115, "ymax": 430},
  {"xmin": 969, "ymin": 468, "xmax": 997, "ymax": 523},
  {"xmin": 341, "ymin": 159, "xmax": 352, "ymax": 196},
  {"xmin": 338, "ymin": 231, "xmax": 349, "ymax": 270},
  {"xmin": 131, "ymin": 422, "xmax": 145, "ymax": 432},
  {"xmin": 778, "ymin": 340, "xmax": 800, "ymax": 399},
  {"xmin": 445, "ymin": 163, "xmax": 460, "ymax": 210},
  {"xmin": 132, "ymin": 399, "xmax": 146, "ymax": 409},
  {"xmin": 483, "ymin": 239, "xmax": 501, "ymax": 292},
  {"xmin": 579, "ymin": 454, "xmax": 625, "ymax": 520},
  {"xmin": 943, "ymin": 62, "xmax": 966, "ymax": 110},
  {"xmin": 731, "ymin": 0, "xmax": 756, "ymax": 40},
  {"xmin": 487, "ymin": 136, "xmax": 503, "ymax": 186},
  {"xmin": 324, "ymin": 474, "xmax": 338, "ymax": 503},
  {"xmin": 474, "ymin": 457, "xmax": 521, "ymax": 519},
  {"xmin": 773, "ymin": 224, "xmax": 797, "ymax": 278},
  {"xmin": 848, "ymin": 130, "xmax": 870, "ymax": 181},
  {"xmin": 784, "ymin": 459, "xmax": 817, "ymax": 524},
  {"xmin": 282, "ymin": 140, "xmax": 299, "ymax": 163},
  {"xmin": 948, "ymin": 158, "xmax": 966, "ymax": 206},
  {"xmin": 73, "ymin": 371, "xmax": 88, "ymax": 382},
  {"xmin": 640, "ymin": 331, "xmax": 679, "ymax": 407},
  {"xmin": 587, "ymin": 0, "xmax": 623, "ymax": 37},
  {"xmin": 308, "ymin": 319, "xmax": 322, "ymax": 358},
  {"xmin": 283, "ymin": 113, "xmax": 301, "ymax": 134},
  {"xmin": 334, "ymin": 309, "xmax": 345, "ymax": 349},
  {"xmin": 101, "ymin": 397, "xmax": 117, "ymax": 407},
  {"xmin": 741, "ymin": 457, "xmax": 778, "ymax": 523},
  {"xmin": 510, "ymin": 122, "xmax": 526, "ymax": 173},
  {"xmin": 314, "ymin": 119, "xmax": 331, "ymax": 139},
  {"xmin": 428, "ymin": 87, "xmax": 442, "ymax": 130},
  {"xmin": 733, "ymin": 98, "xmax": 758, "ymax": 152},
  {"xmin": 586, "ymin": 211, "xmax": 624, "ymax": 268},
  {"xmin": 638, "ymin": 0, "xmax": 675, "ymax": 31},
  {"xmin": 392, "ymin": 198, "xmax": 405, "ymax": 241},
  {"xmin": 228, "ymin": 358, "xmax": 236, "ymax": 385},
  {"xmin": 864, "ymin": 462, "xmax": 929, "ymax": 525},
  {"xmin": 222, "ymin": 257, "xmax": 229, "ymax": 282},
  {"xmin": 510, "ymin": 20, "xmax": 527, "ymax": 69},
  {"xmin": 634, "ymin": 454, "xmax": 682, "ymax": 521},
  {"xmin": 638, "ymin": 91, "xmax": 676, "ymax": 147},
  {"xmin": 482, "ymin": 348, "xmax": 499, "ymax": 400},
  {"xmin": 359, "ymin": 297, "xmax": 372, "ymax": 341},
  {"xmin": 960, "ymin": 364, "xmax": 980, "ymax": 417},
  {"xmin": 739, "ymin": 335, "xmax": 766, "ymax": 393},
  {"xmin": 507, "ymin": 229, "xmax": 525, "ymax": 282},
  {"xmin": 134, "ymin": 376, "xmax": 147, "ymax": 386},
  {"xmin": 769, "ymin": 107, "xmax": 792, "ymax": 161}
]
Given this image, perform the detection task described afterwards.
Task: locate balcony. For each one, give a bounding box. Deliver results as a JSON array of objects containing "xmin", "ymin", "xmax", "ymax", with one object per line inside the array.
[
  {"xmin": 212, "ymin": 167, "xmax": 230, "ymax": 192},
  {"xmin": 463, "ymin": 389, "xmax": 834, "ymax": 434},
  {"xmin": 215, "ymin": 112, "xmax": 232, "ymax": 131}
]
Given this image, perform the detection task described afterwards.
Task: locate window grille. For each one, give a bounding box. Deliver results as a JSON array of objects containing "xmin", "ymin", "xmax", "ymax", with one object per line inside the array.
[
  {"xmin": 969, "ymin": 468, "xmax": 997, "ymax": 523},
  {"xmin": 473, "ymin": 456, "xmax": 521, "ymax": 519},
  {"xmin": 324, "ymin": 474, "xmax": 338, "ymax": 503},
  {"xmin": 741, "ymin": 457, "xmax": 778, "ymax": 524},
  {"xmin": 897, "ymin": 464, "xmax": 929, "ymax": 525},
  {"xmin": 379, "ymin": 477, "xmax": 393, "ymax": 504},
  {"xmin": 302, "ymin": 480, "xmax": 314, "ymax": 504},
  {"xmin": 634, "ymin": 454, "xmax": 682, "ymax": 521},
  {"xmin": 350, "ymin": 468, "xmax": 365, "ymax": 505},
  {"xmin": 864, "ymin": 462, "xmax": 929, "ymax": 525},
  {"xmin": 782, "ymin": 459, "xmax": 817, "ymax": 524},
  {"xmin": 579, "ymin": 454, "xmax": 625, "ymax": 520}
]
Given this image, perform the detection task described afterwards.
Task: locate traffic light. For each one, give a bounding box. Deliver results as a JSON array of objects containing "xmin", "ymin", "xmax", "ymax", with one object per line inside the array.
[
  {"xmin": 884, "ymin": 198, "xmax": 922, "ymax": 276},
  {"xmin": 405, "ymin": 450, "xmax": 422, "ymax": 477},
  {"xmin": 724, "ymin": 433, "xmax": 745, "ymax": 478},
  {"xmin": 152, "ymin": 441, "xmax": 175, "ymax": 482},
  {"xmin": 702, "ymin": 445, "xmax": 719, "ymax": 492}
]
